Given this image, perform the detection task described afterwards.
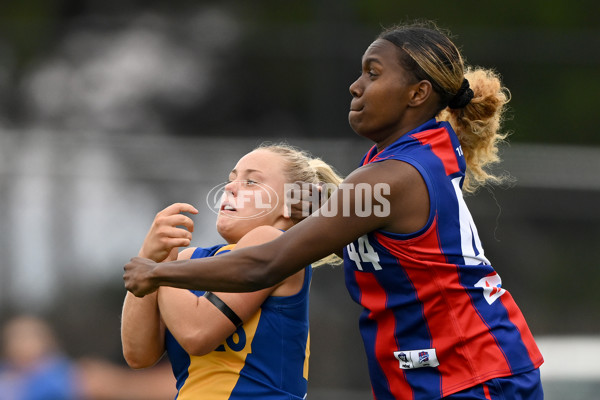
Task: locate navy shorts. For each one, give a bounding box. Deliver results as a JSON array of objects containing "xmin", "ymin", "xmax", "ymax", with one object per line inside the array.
[{"xmin": 444, "ymin": 368, "xmax": 543, "ymax": 399}]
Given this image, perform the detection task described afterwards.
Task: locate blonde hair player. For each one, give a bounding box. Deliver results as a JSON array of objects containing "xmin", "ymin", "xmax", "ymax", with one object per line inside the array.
[{"xmin": 121, "ymin": 143, "xmax": 342, "ymax": 400}]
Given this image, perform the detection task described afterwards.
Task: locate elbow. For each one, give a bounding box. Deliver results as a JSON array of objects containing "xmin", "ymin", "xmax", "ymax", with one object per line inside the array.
[
  {"xmin": 243, "ymin": 259, "xmax": 281, "ymax": 291},
  {"xmin": 230, "ymin": 239, "xmax": 292, "ymax": 291},
  {"xmin": 252, "ymin": 248, "xmax": 293, "ymax": 289},
  {"xmin": 178, "ymin": 332, "xmax": 217, "ymax": 357},
  {"xmin": 122, "ymin": 344, "xmax": 163, "ymax": 369},
  {"xmin": 123, "ymin": 350, "xmax": 161, "ymax": 370},
  {"xmin": 125, "ymin": 359, "xmax": 150, "ymax": 370},
  {"xmin": 182, "ymin": 343, "xmax": 212, "ymax": 357}
]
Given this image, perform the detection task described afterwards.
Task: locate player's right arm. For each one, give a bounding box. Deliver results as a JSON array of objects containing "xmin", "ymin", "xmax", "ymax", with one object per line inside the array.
[
  {"xmin": 121, "ymin": 203, "xmax": 197, "ymax": 368},
  {"xmin": 156, "ymin": 226, "xmax": 299, "ymax": 356}
]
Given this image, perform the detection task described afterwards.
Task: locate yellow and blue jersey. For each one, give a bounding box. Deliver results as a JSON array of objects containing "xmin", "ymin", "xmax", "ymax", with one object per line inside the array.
[{"xmin": 165, "ymin": 244, "xmax": 312, "ymax": 400}]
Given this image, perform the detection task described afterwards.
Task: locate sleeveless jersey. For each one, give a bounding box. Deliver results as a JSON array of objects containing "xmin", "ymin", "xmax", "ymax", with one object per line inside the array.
[
  {"xmin": 166, "ymin": 244, "xmax": 312, "ymax": 400},
  {"xmin": 343, "ymin": 119, "xmax": 543, "ymax": 399}
]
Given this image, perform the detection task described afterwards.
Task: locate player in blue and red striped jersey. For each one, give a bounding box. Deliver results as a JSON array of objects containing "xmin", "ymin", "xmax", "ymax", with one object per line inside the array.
[
  {"xmin": 343, "ymin": 119, "xmax": 543, "ymax": 399},
  {"xmin": 124, "ymin": 21, "xmax": 544, "ymax": 399}
]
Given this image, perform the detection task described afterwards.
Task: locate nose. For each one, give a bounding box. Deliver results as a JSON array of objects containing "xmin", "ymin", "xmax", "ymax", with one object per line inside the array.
[
  {"xmin": 349, "ymin": 77, "xmax": 362, "ymax": 98},
  {"xmin": 224, "ymin": 180, "xmax": 238, "ymax": 195}
]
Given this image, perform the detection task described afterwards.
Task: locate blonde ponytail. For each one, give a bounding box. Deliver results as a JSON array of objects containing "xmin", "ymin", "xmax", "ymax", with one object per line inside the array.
[{"xmin": 438, "ymin": 68, "xmax": 510, "ymax": 193}]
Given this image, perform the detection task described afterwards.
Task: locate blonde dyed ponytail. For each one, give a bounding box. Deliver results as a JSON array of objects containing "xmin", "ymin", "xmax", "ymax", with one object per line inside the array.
[
  {"xmin": 438, "ymin": 67, "xmax": 510, "ymax": 193},
  {"xmin": 378, "ymin": 21, "xmax": 511, "ymax": 193}
]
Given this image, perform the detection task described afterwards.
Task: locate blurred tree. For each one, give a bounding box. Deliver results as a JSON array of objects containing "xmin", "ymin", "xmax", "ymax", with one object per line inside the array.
[{"xmin": 1, "ymin": 0, "xmax": 598, "ymax": 144}]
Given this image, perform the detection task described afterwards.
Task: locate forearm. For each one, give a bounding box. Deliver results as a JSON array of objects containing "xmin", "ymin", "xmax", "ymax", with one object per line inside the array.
[
  {"xmin": 121, "ymin": 292, "xmax": 165, "ymax": 368},
  {"xmin": 151, "ymin": 246, "xmax": 280, "ymax": 292},
  {"xmin": 125, "ymin": 212, "xmax": 360, "ymax": 296}
]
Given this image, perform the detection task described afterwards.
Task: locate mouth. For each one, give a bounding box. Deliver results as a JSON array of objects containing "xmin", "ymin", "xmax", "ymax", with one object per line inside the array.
[{"xmin": 220, "ymin": 202, "xmax": 237, "ymax": 212}]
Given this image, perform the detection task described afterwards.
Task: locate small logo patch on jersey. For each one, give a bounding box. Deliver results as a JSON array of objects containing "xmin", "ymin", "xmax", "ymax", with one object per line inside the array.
[
  {"xmin": 475, "ymin": 272, "xmax": 506, "ymax": 305},
  {"xmin": 393, "ymin": 348, "xmax": 439, "ymax": 369}
]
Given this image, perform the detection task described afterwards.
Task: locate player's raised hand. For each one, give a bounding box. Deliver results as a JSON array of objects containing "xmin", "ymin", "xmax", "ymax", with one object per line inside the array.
[{"xmin": 138, "ymin": 203, "xmax": 198, "ymax": 262}]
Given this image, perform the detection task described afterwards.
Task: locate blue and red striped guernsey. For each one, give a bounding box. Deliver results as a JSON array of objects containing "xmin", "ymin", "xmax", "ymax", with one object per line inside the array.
[{"xmin": 344, "ymin": 119, "xmax": 543, "ymax": 399}]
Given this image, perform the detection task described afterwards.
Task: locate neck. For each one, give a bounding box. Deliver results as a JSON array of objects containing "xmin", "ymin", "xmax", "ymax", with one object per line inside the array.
[{"xmin": 374, "ymin": 115, "xmax": 435, "ymax": 152}]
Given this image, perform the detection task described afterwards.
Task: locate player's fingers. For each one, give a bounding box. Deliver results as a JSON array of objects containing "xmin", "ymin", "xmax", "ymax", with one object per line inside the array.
[
  {"xmin": 162, "ymin": 237, "xmax": 192, "ymax": 248},
  {"xmin": 159, "ymin": 214, "xmax": 195, "ymax": 232},
  {"xmin": 160, "ymin": 226, "xmax": 193, "ymax": 241},
  {"xmin": 294, "ymin": 181, "xmax": 324, "ymax": 199},
  {"xmin": 161, "ymin": 202, "xmax": 199, "ymax": 216},
  {"xmin": 285, "ymin": 185, "xmax": 311, "ymax": 200}
]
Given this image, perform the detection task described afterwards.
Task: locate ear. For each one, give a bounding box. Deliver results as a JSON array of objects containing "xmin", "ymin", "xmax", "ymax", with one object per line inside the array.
[
  {"xmin": 282, "ymin": 199, "xmax": 292, "ymax": 219},
  {"xmin": 407, "ymin": 80, "xmax": 433, "ymax": 107},
  {"xmin": 279, "ymin": 202, "xmax": 295, "ymax": 231},
  {"xmin": 281, "ymin": 184, "xmax": 292, "ymax": 219}
]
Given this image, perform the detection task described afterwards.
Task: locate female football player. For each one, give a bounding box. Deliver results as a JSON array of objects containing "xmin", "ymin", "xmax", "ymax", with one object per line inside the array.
[
  {"xmin": 124, "ymin": 21, "xmax": 544, "ymax": 399},
  {"xmin": 121, "ymin": 143, "xmax": 342, "ymax": 399}
]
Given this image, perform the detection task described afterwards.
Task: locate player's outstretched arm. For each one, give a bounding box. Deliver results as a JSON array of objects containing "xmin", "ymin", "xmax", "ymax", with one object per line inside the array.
[{"xmin": 124, "ymin": 162, "xmax": 421, "ymax": 296}]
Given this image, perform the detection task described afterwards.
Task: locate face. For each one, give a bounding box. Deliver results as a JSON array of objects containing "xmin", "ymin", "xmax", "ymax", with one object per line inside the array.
[
  {"xmin": 216, "ymin": 149, "xmax": 291, "ymax": 243},
  {"xmin": 348, "ymin": 39, "xmax": 419, "ymax": 143},
  {"xmin": 2, "ymin": 317, "xmax": 55, "ymax": 368}
]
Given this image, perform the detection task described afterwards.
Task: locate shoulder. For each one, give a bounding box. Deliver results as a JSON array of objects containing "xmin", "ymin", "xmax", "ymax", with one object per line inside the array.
[
  {"xmin": 346, "ymin": 159, "xmax": 424, "ymax": 192},
  {"xmin": 236, "ymin": 226, "xmax": 284, "ymax": 248},
  {"xmin": 177, "ymin": 244, "xmax": 228, "ymax": 260},
  {"xmin": 344, "ymin": 158, "xmax": 429, "ymax": 234},
  {"xmin": 177, "ymin": 247, "xmax": 196, "ymax": 260}
]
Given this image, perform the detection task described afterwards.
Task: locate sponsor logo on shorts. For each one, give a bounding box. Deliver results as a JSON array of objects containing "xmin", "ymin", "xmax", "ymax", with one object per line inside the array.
[
  {"xmin": 475, "ymin": 272, "xmax": 506, "ymax": 305},
  {"xmin": 394, "ymin": 348, "xmax": 439, "ymax": 369}
]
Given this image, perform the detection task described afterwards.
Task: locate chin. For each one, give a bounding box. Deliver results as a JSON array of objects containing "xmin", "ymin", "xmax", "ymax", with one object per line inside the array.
[
  {"xmin": 216, "ymin": 222, "xmax": 246, "ymax": 244},
  {"xmin": 216, "ymin": 223, "xmax": 233, "ymax": 243},
  {"xmin": 349, "ymin": 119, "xmax": 367, "ymax": 137},
  {"xmin": 217, "ymin": 230, "xmax": 238, "ymax": 244}
]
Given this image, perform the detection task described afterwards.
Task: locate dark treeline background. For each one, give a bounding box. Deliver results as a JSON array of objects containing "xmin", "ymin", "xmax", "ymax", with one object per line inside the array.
[{"xmin": 1, "ymin": 0, "xmax": 598, "ymax": 143}]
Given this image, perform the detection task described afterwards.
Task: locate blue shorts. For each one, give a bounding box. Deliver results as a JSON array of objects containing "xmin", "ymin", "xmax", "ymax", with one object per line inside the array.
[{"xmin": 444, "ymin": 368, "xmax": 543, "ymax": 399}]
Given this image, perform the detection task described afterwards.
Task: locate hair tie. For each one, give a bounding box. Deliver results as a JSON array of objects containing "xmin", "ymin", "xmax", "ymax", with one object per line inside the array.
[{"xmin": 448, "ymin": 78, "xmax": 473, "ymax": 109}]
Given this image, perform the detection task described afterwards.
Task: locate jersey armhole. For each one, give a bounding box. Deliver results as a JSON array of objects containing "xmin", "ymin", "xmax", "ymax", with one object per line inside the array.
[{"xmin": 377, "ymin": 156, "xmax": 436, "ymax": 241}]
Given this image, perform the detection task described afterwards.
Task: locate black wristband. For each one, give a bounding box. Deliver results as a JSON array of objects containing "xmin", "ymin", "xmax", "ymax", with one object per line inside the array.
[{"xmin": 203, "ymin": 291, "xmax": 243, "ymax": 328}]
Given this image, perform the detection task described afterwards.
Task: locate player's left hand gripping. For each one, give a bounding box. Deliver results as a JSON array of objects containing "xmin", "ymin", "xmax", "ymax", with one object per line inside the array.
[
  {"xmin": 123, "ymin": 257, "xmax": 159, "ymax": 297},
  {"xmin": 284, "ymin": 181, "xmax": 323, "ymax": 223}
]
